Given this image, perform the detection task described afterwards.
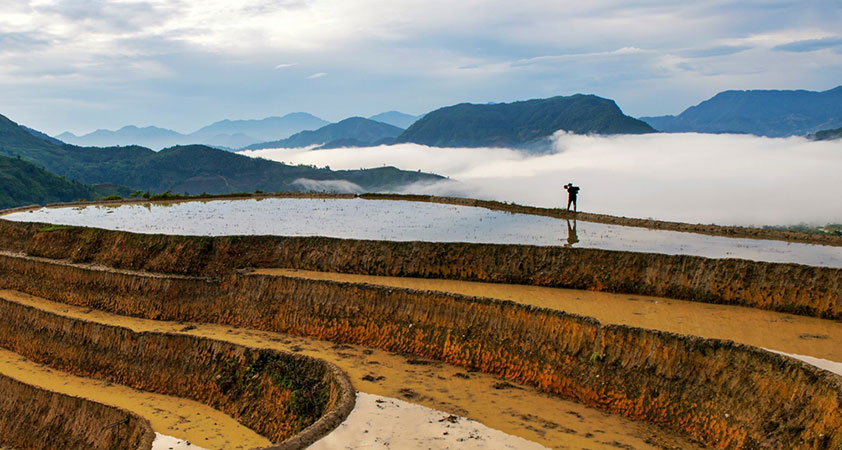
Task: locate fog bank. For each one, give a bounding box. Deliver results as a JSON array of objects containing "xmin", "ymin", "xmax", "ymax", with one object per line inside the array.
[{"xmin": 241, "ymin": 133, "xmax": 842, "ymax": 226}]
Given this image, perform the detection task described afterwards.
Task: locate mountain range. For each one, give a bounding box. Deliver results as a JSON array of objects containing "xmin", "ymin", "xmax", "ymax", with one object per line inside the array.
[
  {"xmin": 243, "ymin": 117, "xmax": 404, "ymax": 150},
  {"xmin": 56, "ymin": 113, "xmax": 330, "ymax": 150},
  {"xmin": 641, "ymin": 86, "xmax": 842, "ymax": 137},
  {"xmin": 0, "ymin": 112, "xmax": 443, "ymax": 208},
  {"xmin": 395, "ymin": 94, "xmax": 654, "ymax": 149}
]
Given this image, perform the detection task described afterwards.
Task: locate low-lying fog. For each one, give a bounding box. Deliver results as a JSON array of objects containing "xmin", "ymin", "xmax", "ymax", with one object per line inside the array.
[{"xmin": 241, "ymin": 132, "xmax": 842, "ymax": 226}]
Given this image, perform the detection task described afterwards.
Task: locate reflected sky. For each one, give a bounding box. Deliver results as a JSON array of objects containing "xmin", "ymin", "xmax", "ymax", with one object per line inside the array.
[{"xmin": 5, "ymin": 198, "xmax": 842, "ymax": 268}]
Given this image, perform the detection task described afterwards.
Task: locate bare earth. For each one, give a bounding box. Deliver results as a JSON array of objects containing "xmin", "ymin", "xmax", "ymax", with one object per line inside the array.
[{"xmin": 0, "ymin": 289, "xmax": 704, "ymax": 450}]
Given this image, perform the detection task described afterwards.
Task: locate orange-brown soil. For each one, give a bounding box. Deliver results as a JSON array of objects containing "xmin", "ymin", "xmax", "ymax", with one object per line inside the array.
[{"xmin": 1, "ymin": 289, "xmax": 704, "ymax": 450}]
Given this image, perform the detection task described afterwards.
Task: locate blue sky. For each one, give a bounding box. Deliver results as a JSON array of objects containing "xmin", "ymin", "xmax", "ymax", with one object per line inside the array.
[{"xmin": 1, "ymin": 0, "xmax": 841, "ymax": 135}]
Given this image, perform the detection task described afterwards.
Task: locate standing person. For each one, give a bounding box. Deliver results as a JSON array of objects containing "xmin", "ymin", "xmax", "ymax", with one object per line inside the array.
[{"xmin": 564, "ymin": 183, "xmax": 580, "ymax": 212}]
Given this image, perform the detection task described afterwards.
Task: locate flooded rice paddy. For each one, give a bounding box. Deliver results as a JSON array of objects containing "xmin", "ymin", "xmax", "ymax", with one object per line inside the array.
[{"xmin": 4, "ymin": 197, "xmax": 842, "ymax": 267}]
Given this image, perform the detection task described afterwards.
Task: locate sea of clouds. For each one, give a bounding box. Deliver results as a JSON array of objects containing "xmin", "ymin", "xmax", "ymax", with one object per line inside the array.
[{"xmin": 241, "ymin": 132, "xmax": 842, "ymax": 226}]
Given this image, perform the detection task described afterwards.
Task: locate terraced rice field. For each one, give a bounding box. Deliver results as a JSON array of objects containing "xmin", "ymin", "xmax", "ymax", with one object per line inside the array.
[{"xmin": 1, "ymin": 194, "xmax": 841, "ymax": 450}]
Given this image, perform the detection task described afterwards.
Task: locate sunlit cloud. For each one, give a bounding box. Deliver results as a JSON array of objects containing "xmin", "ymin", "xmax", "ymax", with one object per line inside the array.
[{"xmin": 306, "ymin": 72, "xmax": 327, "ymax": 79}]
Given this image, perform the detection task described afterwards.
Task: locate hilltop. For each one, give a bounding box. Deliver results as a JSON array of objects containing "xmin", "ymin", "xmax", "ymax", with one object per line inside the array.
[
  {"xmin": 641, "ymin": 86, "xmax": 842, "ymax": 137},
  {"xmin": 0, "ymin": 154, "xmax": 130, "ymax": 209},
  {"xmin": 394, "ymin": 94, "xmax": 654, "ymax": 149},
  {"xmin": 243, "ymin": 117, "xmax": 404, "ymax": 150},
  {"xmin": 368, "ymin": 111, "xmax": 421, "ymax": 129},
  {"xmin": 0, "ymin": 113, "xmax": 442, "ymax": 194}
]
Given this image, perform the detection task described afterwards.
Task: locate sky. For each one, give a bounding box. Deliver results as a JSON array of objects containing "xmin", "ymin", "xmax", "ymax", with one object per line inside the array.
[
  {"xmin": 243, "ymin": 132, "xmax": 842, "ymax": 226},
  {"xmin": 1, "ymin": 0, "xmax": 841, "ymax": 135}
]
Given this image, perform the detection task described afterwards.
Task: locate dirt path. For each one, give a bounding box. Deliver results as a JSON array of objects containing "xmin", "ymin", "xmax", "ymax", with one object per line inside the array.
[
  {"xmin": 257, "ymin": 269, "xmax": 842, "ymax": 366},
  {"xmin": 0, "ymin": 289, "xmax": 704, "ymax": 450},
  {"xmin": 0, "ymin": 348, "xmax": 270, "ymax": 450}
]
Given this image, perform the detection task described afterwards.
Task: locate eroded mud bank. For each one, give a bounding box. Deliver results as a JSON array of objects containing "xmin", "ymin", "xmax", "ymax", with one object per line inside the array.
[
  {"xmin": 0, "ymin": 296, "xmax": 355, "ymax": 449},
  {"xmin": 0, "ymin": 374, "xmax": 154, "ymax": 450},
  {"xmin": 0, "ymin": 253, "xmax": 839, "ymax": 449},
  {"xmin": 5, "ymin": 289, "xmax": 703, "ymax": 450},
  {"xmin": 0, "ymin": 219, "xmax": 840, "ymax": 319}
]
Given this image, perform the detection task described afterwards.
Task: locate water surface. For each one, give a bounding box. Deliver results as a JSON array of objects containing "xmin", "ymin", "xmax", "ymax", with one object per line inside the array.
[{"xmin": 4, "ymin": 198, "xmax": 842, "ymax": 267}]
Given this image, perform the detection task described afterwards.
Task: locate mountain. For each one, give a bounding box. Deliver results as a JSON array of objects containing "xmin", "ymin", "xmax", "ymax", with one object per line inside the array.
[
  {"xmin": 21, "ymin": 126, "xmax": 64, "ymax": 146},
  {"xmin": 243, "ymin": 117, "xmax": 405, "ymax": 150},
  {"xmin": 189, "ymin": 113, "xmax": 329, "ymax": 146},
  {"xmin": 811, "ymin": 126, "xmax": 842, "ymax": 141},
  {"xmin": 394, "ymin": 94, "xmax": 655, "ymax": 149},
  {"xmin": 0, "ymin": 154, "xmax": 130, "ymax": 209},
  {"xmin": 368, "ymin": 111, "xmax": 420, "ymax": 129},
  {"xmin": 0, "ymin": 113, "xmax": 442, "ymax": 195},
  {"xmin": 56, "ymin": 113, "xmax": 330, "ymax": 150},
  {"xmin": 58, "ymin": 125, "xmax": 188, "ymax": 150},
  {"xmin": 641, "ymin": 86, "xmax": 842, "ymax": 137}
]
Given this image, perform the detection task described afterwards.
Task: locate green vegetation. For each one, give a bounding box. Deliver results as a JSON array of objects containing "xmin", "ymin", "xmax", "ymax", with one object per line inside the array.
[
  {"xmin": 394, "ymin": 94, "xmax": 655, "ymax": 149},
  {"xmin": 0, "ymin": 112, "xmax": 443, "ymax": 196},
  {"xmin": 216, "ymin": 350, "xmax": 330, "ymax": 431},
  {"xmin": 243, "ymin": 117, "xmax": 404, "ymax": 151},
  {"xmin": 36, "ymin": 224, "xmax": 75, "ymax": 232},
  {"xmin": 0, "ymin": 153, "xmax": 130, "ymax": 209}
]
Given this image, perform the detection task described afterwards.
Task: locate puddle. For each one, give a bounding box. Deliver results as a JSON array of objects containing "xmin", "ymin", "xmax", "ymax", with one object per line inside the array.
[{"xmin": 4, "ymin": 198, "xmax": 842, "ymax": 267}]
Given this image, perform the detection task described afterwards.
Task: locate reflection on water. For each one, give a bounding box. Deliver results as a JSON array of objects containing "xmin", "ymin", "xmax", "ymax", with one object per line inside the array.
[
  {"xmin": 564, "ymin": 219, "xmax": 579, "ymax": 247},
  {"xmin": 4, "ymin": 198, "xmax": 842, "ymax": 268}
]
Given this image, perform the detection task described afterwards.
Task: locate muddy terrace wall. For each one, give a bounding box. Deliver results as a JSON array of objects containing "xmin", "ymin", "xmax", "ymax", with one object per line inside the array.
[
  {"xmin": 0, "ymin": 296, "xmax": 355, "ymax": 449},
  {"xmin": 1, "ymin": 254, "xmax": 840, "ymax": 449},
  {"xmin": 0, "ymin": 374, "xmax": 154, "ymax": 450},
  {"xmin": 1, "ymin": 220, "xmax": 840, "ymax": 319}
]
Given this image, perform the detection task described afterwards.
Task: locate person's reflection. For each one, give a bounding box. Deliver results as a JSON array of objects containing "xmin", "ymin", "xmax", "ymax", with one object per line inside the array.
[{"xmin": 564, "ymin": 219, "xmax": 579, "ymax": 247}]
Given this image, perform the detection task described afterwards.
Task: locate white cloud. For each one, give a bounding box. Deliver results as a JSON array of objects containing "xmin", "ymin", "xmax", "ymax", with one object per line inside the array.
[
  {"xmin": 2, "ymin": 0, "xmax": 841, "ymax": 133},
  {"xmin": 291, "ymin": 178, "xmax": 362, "ymax": 193},
  {"xmin": 306, "ymin": 72, "xmax": 327, "ymax": 79},
  {"xmin": 242, "ymin": 133, "xmax": 842, "ymax": 227}
]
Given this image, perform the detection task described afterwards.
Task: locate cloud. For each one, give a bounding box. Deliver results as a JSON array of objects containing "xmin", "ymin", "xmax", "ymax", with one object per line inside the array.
[
  {"xmin": 773, "ymin": 36, "xmax": 842, "ymax": 52},
  {"xmin": 306, "ymin": 72, "xmax": 327, "ymax": 79},
  {"xmin": 242, "ymin": 133, "xmax": 842, "ymax": 227},
  {"xmin": 291, "ymin": 178, "xmax": 362, "ymax": 193},
  {"xmin": 3, "ymin": 0, "xmax": 842, "ymax": 133}
]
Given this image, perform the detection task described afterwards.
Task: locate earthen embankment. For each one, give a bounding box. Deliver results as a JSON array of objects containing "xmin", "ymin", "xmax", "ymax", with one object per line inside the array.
[
  {"xmin": 0, "ymin": 252, "xmax": 839, "ymax": 449},
  {"xmin": 0, "ymin": 296, "xmax": 355, "ymax": 449},
  {"xmin": 0, "ymin": 374, "xmax": 154, "ymax": 450},
  {"xmin": 0, "ymin": 220, "xmax": 840, "ymax": 318}
]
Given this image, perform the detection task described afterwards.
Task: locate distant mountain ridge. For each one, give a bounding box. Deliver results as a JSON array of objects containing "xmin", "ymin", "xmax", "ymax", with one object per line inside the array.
[
  {"xmin": 0, "ymin": 112, "xmax": 443, "ymax": 195},
  {"xmin": 395, "ymin": 94, "xmax": 654, "ymax": 149},
  {"xmin": 641, "ymin": 86, "xmax": 842, "ymax": 137},
  {"xmin": 368, "ymin": 111, "xmax": 421, "ymax": 129},
  {"xmin": 57, "ymin": 113, "xmax": 329, "ymax": 150},
  {"xmin": 243, "ymin": 117, "xmax": 404, "ymax": 150}
]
